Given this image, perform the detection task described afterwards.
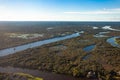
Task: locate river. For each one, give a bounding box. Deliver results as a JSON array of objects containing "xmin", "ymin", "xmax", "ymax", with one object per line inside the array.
[
  {"xmin": 0, "ymin": 33, "xmax": 81, "ymax": 80},
  {"xmin": 0, "ymin": 33, "xmax": 80, "ymax": 57}
]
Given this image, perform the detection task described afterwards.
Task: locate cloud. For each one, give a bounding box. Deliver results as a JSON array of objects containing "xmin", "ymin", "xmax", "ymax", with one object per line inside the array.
[
  {"xmin": 104, "ymin": 8, "xmax": 120, "ymax": 11},
  {"xmin": 0, "ymin": 6, "xmax": 120, "ymax": 21},
  {"xmin": 64, "ymin": 8, "xmax": 120, "ymax": 15}
]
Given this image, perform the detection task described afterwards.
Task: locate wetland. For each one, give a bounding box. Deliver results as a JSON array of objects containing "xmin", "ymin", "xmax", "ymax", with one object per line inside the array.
[{"xmin": 0, "ymin": 22, "xmax": 120, "ymax": 80}]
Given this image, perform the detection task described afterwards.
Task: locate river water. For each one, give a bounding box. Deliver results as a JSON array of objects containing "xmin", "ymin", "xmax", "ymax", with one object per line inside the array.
[
  {"xmin": 107, "ymin": 36, "xmax": 120, "ymax": 48},
  {"xmin": 0, "ymin": 23, "xmax": 120, "ymax": 79},
  {"xmin": 82, "ymin": 44, "xmax": 96, "ymax": 60},
  {"xmin": 0, "ymin": 33, "xmax": 81, "ymax": 80},
  {"xmin": 0, "ymin": 32, "xmax": 119, "ymax": 80},
  {"xmin": 83, "ymin": 44, "xmax": 95, "ymax": 52},
  {"xmin": 0, "ymin": 33, "xmax": 80, "ymax": 57}
]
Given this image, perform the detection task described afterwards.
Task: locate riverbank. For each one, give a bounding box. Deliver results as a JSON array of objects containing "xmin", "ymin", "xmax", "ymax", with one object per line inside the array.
[
  {"xmin": 0, "ymin": 72, "xmax": 43, "ymax": 80},
  {"xmin": 107, "ymin": 36, "xmax": 120, "ymax": 48},
  {"xmin": 0, "ymin": 66, "xmax": 83, "ymax": 80},
  {"xmin": 115, "ymin": 37, "xmax": 120, "ymax": 44},
  {"xmin": 0, "ymin": 33, "xmax": 80, "ymax": 57}
]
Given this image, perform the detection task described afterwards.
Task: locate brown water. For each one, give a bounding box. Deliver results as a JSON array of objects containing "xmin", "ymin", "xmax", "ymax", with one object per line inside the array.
[{"xmin": 0, "ymin": 66, "xmax": 80, "ymax": 80}]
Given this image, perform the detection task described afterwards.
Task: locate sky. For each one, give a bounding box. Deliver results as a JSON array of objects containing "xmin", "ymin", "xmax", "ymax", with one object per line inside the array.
[{"xmin": 0, "ymin": 0, "xmax": 120, "ymax": 21}]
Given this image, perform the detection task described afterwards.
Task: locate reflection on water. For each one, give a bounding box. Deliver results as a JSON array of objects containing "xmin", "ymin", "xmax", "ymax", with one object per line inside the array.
[
  {"xmin": 102, "ymin": 26, "xmax": 120, "ymax": 31},
  {"xmin": 83, "ymin": 44, "xmax": 95, "ymax": 52},
  {"xmin": 94, "ymin": 32, "xmax": 110, "ymax": 38},
  {"xmin": 107, "ymin": 36, "xmax": 120, "ymax": 48},
  {"xmin": 82, "ymin": 44, "xmax": 96, "ymax": 60}
]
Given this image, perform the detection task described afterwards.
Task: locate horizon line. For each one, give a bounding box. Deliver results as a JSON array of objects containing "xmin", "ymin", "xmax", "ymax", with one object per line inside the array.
[{"xmin": 0, "ymin": 20, "xmax": 120, "ymax": 22}]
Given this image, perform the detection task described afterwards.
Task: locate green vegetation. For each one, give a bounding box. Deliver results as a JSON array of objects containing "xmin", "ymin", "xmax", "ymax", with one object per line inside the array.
[
  {"xmin": 0, "ymin": 72, "xmax": 43, "ymax": 80},
  {"xmin": 115, "ymin": 38, "xmax": 120, "ymax": 44},
  {"xmin": 15, "ymin": 73, "xmax": 43, "ymax": 80}
]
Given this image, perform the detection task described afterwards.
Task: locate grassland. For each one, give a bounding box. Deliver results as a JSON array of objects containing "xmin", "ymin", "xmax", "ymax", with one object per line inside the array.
[
  {"xmin": 0, "ymin": 72, "xmax": 43, "ymax": 80},
  {"xmin": 115, "ymin": 38, "xmax": 120, "ymax": 44}
]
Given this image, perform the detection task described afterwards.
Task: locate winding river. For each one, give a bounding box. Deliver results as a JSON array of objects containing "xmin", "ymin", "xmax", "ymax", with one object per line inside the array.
[
  {"xmin": 0, "ymin": 32, "xmax": 119, "ymax": 80},
  {"xmin": 0, "ymin": 33, "xmax": 82, "ymax": 80},
  {"xmin": 82, "ymin": 36, "xmax": 120, "ymax": 60}
]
